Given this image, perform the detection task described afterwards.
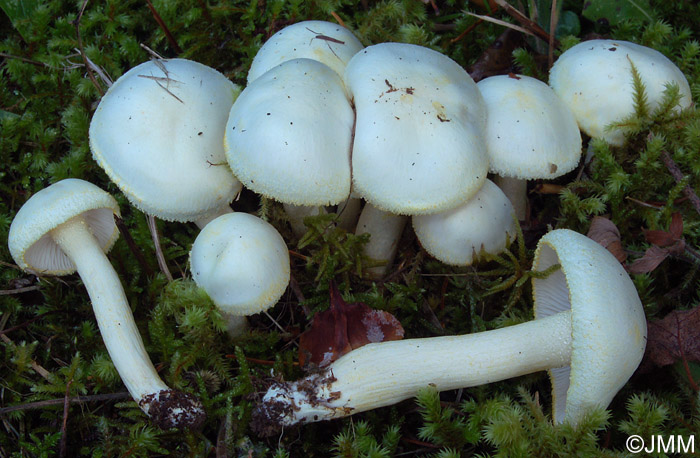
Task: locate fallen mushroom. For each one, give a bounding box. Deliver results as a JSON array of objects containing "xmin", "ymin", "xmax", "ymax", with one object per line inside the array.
[
  {"xmin": 251, "ymin": 229, "xmax": 646, "ymax": 434},
  {"xmin": 549, "ymin": 39, "xmax": 692, "ymax": 146},
  {"xmin": 189, "ymin": 212, "xmax": 290, "ymax": 336},
  {"xmin": 8, "ymin": 179, "xmax": 205, "ymax": 429}
]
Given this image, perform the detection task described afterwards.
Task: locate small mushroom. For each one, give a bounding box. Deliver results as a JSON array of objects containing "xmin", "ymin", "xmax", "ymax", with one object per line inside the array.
[
  {"xmin": 8, "ymin": 179, "xmax": 205, "ymax": 429},
  {"xmin": 251, "ymin": 229, "xmax": 646, "ymax": 433},
  {"xmin": 412, "ymin": 179, "xmax": 517, "ymax": 266},
  {"xmin": 549, "ymin": 39, "xmax": 692, "ymax": 146},
  {"xmin": 477, "ymin": 74, "xmax": 582, "ymax": 220},
  {"xmin": 189, "ymin": 213, "xmax": 290, "ymax": 335}
]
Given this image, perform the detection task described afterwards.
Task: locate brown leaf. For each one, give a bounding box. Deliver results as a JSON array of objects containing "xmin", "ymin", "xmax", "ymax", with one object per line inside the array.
[
  {"xmin": 644, "ymin": 230, "xmax": 677, "ymax": 247},
  {"xmin": 627, "ymin": 245, "xmax": 670, "ymax": 274},
  {"xmin": 643, "ymin": 212, "xmax": 683, "ymax": 247},
  {"xmin": 646, "ymin": 307, "xmax": 700, "ymax": 368},
  {"xmin": 587, "ymin": 216, "xmax": 627, "ymax": 263},
  {"xmin": 467, "ymin": 29, "xmax": 524, "ymax": 82},
  {"xmin": 669, "ymin": 212, "xmax": 684, "ymax": 239},
  {"xmin": 298, "ymin": 282, "xmax": 404, "ymax": 368}
]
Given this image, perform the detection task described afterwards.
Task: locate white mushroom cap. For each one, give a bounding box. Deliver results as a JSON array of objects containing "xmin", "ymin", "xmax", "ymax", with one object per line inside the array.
[
  {"xmin": 345, "ymin": 42, "xmax": 488, "ymax": 215},
  {"xmin": 189, "ymin": 213, "xmax": 290, "ymax": 315},
  {"xmin": 549, "ymin": 39, "xmax": 692, "ymax": 146},
  {"xmin": 9, "ymin": 178, "xmax": 120, "ymax": 275},
  {"xmin": 224, "ymin": 58, "xmax": 354, "ymax": 206},
  {"xmin": 90, "ymin": 58, "xmax": 242, "ymax": 222},
  {"xmin": 477, "ymin": 74, "xmax": 582, "ymax": 179},
  {"xmin": 248, "ymin": 20, "xmax": 364, "ymax": 83},
  {"xmin": 412, "ymin": 179, "xmax": 516, "ymax": 266},
  {"xmin": 532, "ymin": 229, "xmax": 647, "ymax": 424}
]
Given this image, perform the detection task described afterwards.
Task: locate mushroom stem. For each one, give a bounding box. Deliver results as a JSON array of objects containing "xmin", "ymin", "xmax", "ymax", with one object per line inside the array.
[
  {"xmin": 355, "ymin": 203, "xmax": 407, "ymax": 279},
  {"xmin": 253, "ymin": 310, "xmax": 572, "ymax": 433},
  {"xmin": 336, "ymin": 196, "xmax": 362, "ymax": 232},
  {"xmin": 50, "ymin": 216, "xmax": 206, "ymax": 429},
  {"xmin": 283, "ymin": 203, "xmax": 326, "ymax": 238},
  {"xmin": 492, "ymin": 175, "xmax": 527, "ymax": 221}
]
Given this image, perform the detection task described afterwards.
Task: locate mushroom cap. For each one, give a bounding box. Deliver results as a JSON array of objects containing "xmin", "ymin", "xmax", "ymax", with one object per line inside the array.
[
  {"xmin": 532, "ymin": 229, "xmax": 647, "ymax": 424},
  {"xmin": 345, "ymin": 42, "xmax": 488, "ymax": 215},
  {"xmin": 477, "ymin": 74, "xmax": 582, "ymax": 179},
  {"xmin": 248, "ymin": 20, "xmax": 364, "ymax": 83},
  {"xmin": 189, "ymin": 213, "xmax": 290, "ymax": 315},
  {"xmin": 9, "ymin": 178, "xmax": 120, "ymax": 275},
  {"xmin": 549, "ymin": 39, "xmax": 692, "ymax": 146},
  {"xmin": 412, "ymin": 180, "xmax": 516, "ymax": 266},
  {"xmin": 89, "ymin": 58, "xmax": 242, "ymax": 223},
  {"xmin": 224, "ymin": 58, "xmax": 354, "ymax": 206}
]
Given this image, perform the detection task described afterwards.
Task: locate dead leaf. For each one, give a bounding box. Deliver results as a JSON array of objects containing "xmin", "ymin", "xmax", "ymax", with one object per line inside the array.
[
  {"xmin": 669, "ymin": 212, "xmax": 683, "ymax": 239},
  {"xmin": 587, "ymin": 216, "xmax": 627, "ymax": 263},
  {"xmin": 644, "ymin": 212, "xmax": 684, "ymax": 251},
  {"xmin": 467, "ymin": 29, "xmax": 524, "ymax": 82},
  {"xmin": 627, "ymin": 245, "xmax": 671, "ymax": 274},
  {"xmin": 629, "ymin": 212, "xmax": 686, "ymax": 274},
  {"xmin": 531, "ymin": 183, "xmax": 565, "ymax": 195},
  {"xmin": 298, "ymin": 281, "xmax": 404, "ymax": 368},
  {"xmin": 646, "ymin": 307, "xmax": 700, "ymax": 368}
]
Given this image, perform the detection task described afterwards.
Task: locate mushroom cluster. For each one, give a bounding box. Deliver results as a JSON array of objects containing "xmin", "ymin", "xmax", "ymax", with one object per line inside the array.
[{"xmin": 11, "ymin": 21, "xmax": 685, "ymax": 433}]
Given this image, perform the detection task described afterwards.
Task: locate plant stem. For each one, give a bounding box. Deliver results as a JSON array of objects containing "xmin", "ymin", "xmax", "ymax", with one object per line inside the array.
[{"xmin": 661, "ymin": 150, "xmax": 700, "ymax": 216}]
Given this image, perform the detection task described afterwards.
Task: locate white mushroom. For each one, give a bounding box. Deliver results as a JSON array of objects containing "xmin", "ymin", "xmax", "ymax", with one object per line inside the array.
[
  {"xmin": 189, "ymin": 213, "xmax": 290, "ymax": 335},
  {"xmin": 549, "ymin": 39, "xmax": 692, "ymax": 146},
  {"xmin": 412, "ymin": 179, "xmax": 517, "ymax": 266},
  {"xmin": 251, "ymin": 229, "xmax": 646, "ymax": 433},
  {"xmin": 90, "ymin": 58, "xmax": 242, "ymax": 227},
  {"xmin": 224, "ymin": 58, "xmax": 354, "ymax": 236},
  {"xmin": 477, "ymin": 74, "xmax": 582, "ymax": 220},
  {"xmin": 346, "ymin": 42, "xmax": 488, "ymax": 215},
  {"xmin": 8, "ymin": 179, "xmax": 205, "ymax": 429},
  {"xmin": 248, "ymin": 20, "xmax": 364, "ymax": 83}
]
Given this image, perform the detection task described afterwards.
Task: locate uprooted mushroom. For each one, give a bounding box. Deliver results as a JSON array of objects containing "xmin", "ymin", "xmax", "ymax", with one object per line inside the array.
[{"xmin": 251, "ymin": 229, "xmax": 647, "ymax": 435}]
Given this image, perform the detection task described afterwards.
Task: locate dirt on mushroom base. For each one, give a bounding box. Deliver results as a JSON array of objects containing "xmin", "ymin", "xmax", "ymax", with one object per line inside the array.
[
  {"xmin": 140, "ymin": 389, "xmax": 207, "ymax": 430},
  {"xmin": 251, "ymin": 371, "xmax": 346, "ymax": 437}
]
